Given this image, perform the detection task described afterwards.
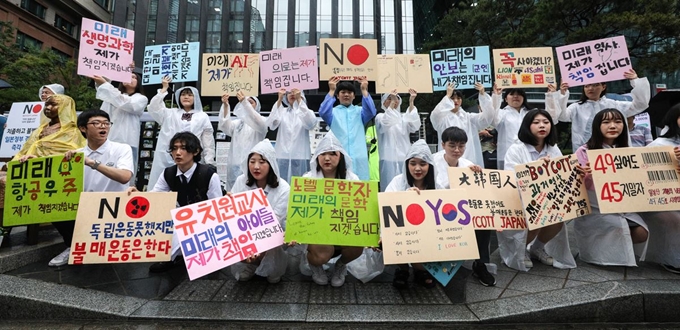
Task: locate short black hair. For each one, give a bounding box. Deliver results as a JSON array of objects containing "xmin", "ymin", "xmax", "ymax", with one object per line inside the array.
[
  {"xmin": 168, "ymin": 132, "xmax": 203, "ymax": 162},
  {"xmin": 517, "ymin": 109, "xmax": 557, "ymax": 147},
  {"xmin": 501, "ymin": 88, "xmax": 529, "ymax": 109},
  {"xmin": 450, "ymin": 90, "xmax": 464, "ymax": 100},
  {"xmin": 586, "ymin": 109, "xmax": 628, "ymax": 150},
  {"xmin": 660, "ymin": 103, "xmax": 680, "ymax": 139},
  {"xmin": 246, "ymin": 152, "xmax": 280, "ymax": 188},
  {"xmin": 77, "ymin": 110, "xmax": 110, "ymax": 137},
  {"xmin": 441, "ymin": 126, "xmax": 468, "ymax": 144},
  {"xmin": 118, "ymin": 72, "xmax": 144, "ymax": 96},
  {"xmin": 336, "ymin": 81, "xmax": 356, "ymax": 95},
  {"xmin": 316, "ymin": 151, "xmax": 348, "ymax": 179},
  {"xmin": 404, "ymin": 158, "xmax": 436, "ymax": 190}
]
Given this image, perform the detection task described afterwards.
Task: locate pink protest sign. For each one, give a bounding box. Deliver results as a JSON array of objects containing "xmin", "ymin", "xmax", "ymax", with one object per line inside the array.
[
  {"xmin": 171, "ymin": 189, "xmax": 285, "ymax": 281},
  {"xmin": 556, "ymin": 36, "xmax": 630, "ymax": 87},
  {"xmin": 77, "ymin": 18, "xmax": 135, "ymax": 83},
  {"xmin": 259, "ymin": 46, "xmax": 319, "ymax": 94}
]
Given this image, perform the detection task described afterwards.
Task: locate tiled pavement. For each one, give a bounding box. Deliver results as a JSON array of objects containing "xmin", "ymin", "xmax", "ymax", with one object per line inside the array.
[{"xmin": 1, "ymin": 223, "xmax": 679, "ymax": 323}]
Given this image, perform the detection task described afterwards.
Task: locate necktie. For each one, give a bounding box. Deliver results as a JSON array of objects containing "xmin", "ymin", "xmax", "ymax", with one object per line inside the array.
[
  {"xmin": 180, "ymin": 174, "xmax": 188, "ymax": 185},
  {"xmin": 181, "ymin": 113, "xmax": 193, "ymax": 121}
]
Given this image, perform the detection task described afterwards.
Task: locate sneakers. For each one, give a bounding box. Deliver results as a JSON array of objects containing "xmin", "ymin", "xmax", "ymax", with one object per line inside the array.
[
  {"xmin": 310, "ymin": 264, "xmax": 328, "ymax": 285},
  {"xmin": 267, "ymin": 275, "xmax": 282, "ymax": 284},
  {"xmin": 331, "ymin": 260, "xmax": 348, "ymax": 287},
  {"xmin": 662, "ymin": 264, "xmax": 680, "ymax": 274},
  {"xmin": 48, "ymin": 248, "xmax": 71, "ymax": 267},
  {"xmin": 530, "ymin": 247, "xmax": 554, "ymax": 266},
  {"xmin": 238, "ymin": 263, "xmax": 258, "ymax": 281},
  {"xmin": 524, "ymin": 251, "xmax": 534, "ymax": 268},
  {"xmin": 472, "ymin": 261, "xmax": 496, "ymax": 287}
]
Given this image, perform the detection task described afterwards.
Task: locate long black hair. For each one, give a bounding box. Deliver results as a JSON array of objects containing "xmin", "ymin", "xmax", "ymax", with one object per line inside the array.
[
  {"xmin": 517, "ymin": 109, "xmax": 557, "ymax": 147},
  {"xmin": 316, "ymin": 151, "xmax": 348, "ymax": 179},
  {"xmin": 500, "ymin": 88, "xmax": 528, "ymax": 109},
  {"xmin": 578, "ymin": 83, "xmax": 607, "ymax": 104},
  {"xmin": 660, "ymin": 103, "xmax": 680, "ymax": 139},
  {"xmin": 586, "ymin": 108, "xmax": 628, "ymax": 150},
  {"xmin": 246, "ymin": 152, "xmax": 279, "ymax": 188},
  {"xmin": 404, "ymin": 157, "xmax": 436, "ymax": 190},
  {"xmin": 118, "ymin": 72, "xmax": 144, "ymax": 95}
]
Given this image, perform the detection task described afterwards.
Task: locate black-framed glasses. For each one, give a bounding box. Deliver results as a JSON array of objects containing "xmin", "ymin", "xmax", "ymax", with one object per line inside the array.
[{"xmin": 87, "ymin": 121, "xmax": 113, "ymax": 128}]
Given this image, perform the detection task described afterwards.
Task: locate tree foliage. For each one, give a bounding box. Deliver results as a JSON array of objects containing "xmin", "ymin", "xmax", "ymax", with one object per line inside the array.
[
  {"xmin": 426, "ymin": 0, "xmax": 680, "ymax": 83},
  {"xmin": 0, "ymin": 21, "xmax": 100, "ymax": 112}
]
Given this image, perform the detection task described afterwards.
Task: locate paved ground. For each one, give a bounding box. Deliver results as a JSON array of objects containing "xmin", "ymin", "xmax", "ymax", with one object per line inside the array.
[{"xmin": 1, "ymin": 223, "xmax": 679, "ymax": 324}]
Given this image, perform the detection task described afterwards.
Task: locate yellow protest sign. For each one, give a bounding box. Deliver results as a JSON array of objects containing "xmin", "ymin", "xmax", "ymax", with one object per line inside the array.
[{"xmin": 492, "ymin": 47, "xmax": 556, "ymax": 88}]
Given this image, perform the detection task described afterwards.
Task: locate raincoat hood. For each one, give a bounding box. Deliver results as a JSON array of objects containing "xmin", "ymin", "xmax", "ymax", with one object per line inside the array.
[
  {"xmin": 236, "ymin": 95, "xmax": 262, "ymax": 113},
  {"xmin": 174, "ymin": 86, "xmax": 203, "ymax": 112},
  {"xmin": 39, "ymin": 84, "xmax": 65, "ymax": 101},
  {"xmin": 405, "ymin": 139, "xmax": 434, "ymax": 165},
  {"xmin": 282, "ymin": 90, "xmax": 307, "ymax": 108},
  {"xmin": 380, "ymin": 93, "xmax": 402, "ymax": 111},
  {"xmin": 242, "ymin": 139, "xmax": 281, "ymax": 182},
  {"xmin": 42, "ymin": 94, "xmax": 78, "ymax": 126},
  {"xmin": 309, "ymin": 132, "xmax": 353, "ymax": 173}
]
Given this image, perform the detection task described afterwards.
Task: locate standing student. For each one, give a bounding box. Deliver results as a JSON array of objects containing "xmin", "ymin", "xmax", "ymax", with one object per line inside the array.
[
  {"xmin": 128, "ymin": 132, "xmax": 222, "ymax": 272},
  {"xmin": 573, "ymin": 108, "xmax": 649, "ymax": 267},
  {"xmin": 319, "ymin": 77, "xmax": 377, "ymax": 180},
  {"xmin": 500, "ymin": 109, "xmax": 576, "ymax": 272},
  {"xmin": 50, "ymin": 110, "xmax": 134, "ymax": 267},
  {"xmin": 147, "ymin": 76, "xmax": 216, "ymax": 190},
  {"xmin": 219, "ymin": 91, "xmax": 268, "ymax": 191},
  {"xmin": 375, "ymin": 88, "xmax": 421, "ymax": 191},
  {"xmin": 627, "ymin": 115, "xmax": 653, "ymax": 147},
  {"xmin": 433, "ymin": 127, "xmax": 496, "ymax": 286},
  {"xmin": 266, "ymin": 88, "xmax": 317, "ymax": 183},
  {"xmin": 385, "ymin": 139, "xmax": 442, "ymax": 288},
  {"xmin": 92, "ymin": 73, "xmax": 148, "ymax": 174},
  {"xmin": 554, "ymin": 69, "xmax": 650, "ymax": 151},
  {"xmin": 230, "ymin": 139, "xmax": 290, "ymax": 283},
  {"xmin": 430, "ymin": 82, "xmax": 496, "ymax": 167}
]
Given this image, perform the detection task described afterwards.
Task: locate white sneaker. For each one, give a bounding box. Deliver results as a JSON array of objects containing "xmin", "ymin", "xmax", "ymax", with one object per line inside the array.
[
  {"xmin": 310, "ymin": 264, "xmax": 328, "ymax": 285},
  {"xmin": 267, "ymin": 275, "xmax": 282, "ymax": 284},
  {"xmin": 48, "ymin": 248, "xmax": 71, "ymax": 267},
  {"xmin": 531, "ymin": 247, "xmax": 554, "ymax": 266},
  {"xmin": 238, "ymin": 263, "xmax": 258, "ymax": 281},
  {"xmin": 524, "ymin": 251, "xmax": 534, "ymax": 268},
  {"xmin": 330, "ymin": 261, "xmax": 348, "ymax": 287}
]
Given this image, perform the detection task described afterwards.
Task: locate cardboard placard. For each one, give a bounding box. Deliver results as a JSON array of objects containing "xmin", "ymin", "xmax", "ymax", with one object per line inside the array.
[
  {"xmin": 556, "ymin": 36, "xmax": 630, "ymax": 87},
  {"xmin": 201, "ymin": 53, "xmax": 260, "ymax": 96},
  {"xmin": 77, "ymin": 18, "xmax": 135, "ymax": 83},
  {"xmin": 493, "ymin": 47, "xmax": 556, "ymax": 88},
  {"xmin": 260, "ymin": 46, "xmax": 318, "ymax": 93},
  {"xmin": 430, "ymin": 46, "xmax": 492, "ymax": 91},
  {"xmin": 319, "ymin": 38, "xmax": 377, "ymax": 81},
  {"xmin": 0, "ymin": 102, "xmax": 43, "ymax": 157},
  {"xmin": 376, "ymin": 54, "xmax": 433, "ymax": 93}
]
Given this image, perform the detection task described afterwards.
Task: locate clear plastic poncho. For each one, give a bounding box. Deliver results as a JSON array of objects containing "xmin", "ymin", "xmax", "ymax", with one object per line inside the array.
[
  {"xmin": 219, "ymin": 96, "xmax": 268, "ymax": 191},
  {"xmin": 384, "ymin": 139, "xmax": 437, "ymax": 192},
  {"xmin": 147, "ymin": 86, "xmax": 216, "ymax": 190}
]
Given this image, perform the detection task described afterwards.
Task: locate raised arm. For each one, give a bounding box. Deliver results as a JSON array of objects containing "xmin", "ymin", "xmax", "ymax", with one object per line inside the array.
[
  {"xmin": 95, "ymin": 80, "xmax": 148, "ymax": 115},
  {"xmin": 319, "ymin": 78, "xmax": 339, "ymax": 126},
  {"xmin": 266, "ymin": 88, "xmax": 287, "ymax": 130},
  {"xmin": 359, "ymin": 77, "xmax": 377, "ymax": 125},
  {"xmin": 471, "ymin": 82, "xmax": 497, "ymax": 129},
  {"xmin": 147, "ymin": 76, "xmax": 172, "ymax": 126},
  {"xmin": 233, "ymin": 91, "xmax": 267, "ymax": 134},
  {"xmin": 217, "ymin": 93, "xmax": 235, "ymax": 135},
  {"xmin": 544, "ymin": 82, "xmax": 568, "ymax": 124}
]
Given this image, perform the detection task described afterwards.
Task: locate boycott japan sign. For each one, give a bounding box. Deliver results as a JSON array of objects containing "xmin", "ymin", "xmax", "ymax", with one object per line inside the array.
[
  {"xmin": 379, "ymin": 189, "xmax": 479, "ymax": 265},
  {"xmin": 556, "ymin": 36, "xmax": 631, "ymax": 87},
  {"xmin": 514, "ymin": 155, "xmax": 591, "ymax": 230},
  {"xmin": 171, "ymin": 189, "xmax": 285, "ymax": 280},
  {"xmin": 201, "ymin": 53, "xmax": 260, "ymax": 96},
  {"xmin": 492, "ymin": 47, "xmax": 556, "ymax": 88},
  {"xmin": 0, "ymin": 102, "xmax": 43, "ymax": 158},
  {"xmin": 77, "ymin": 18, "xmax": 134, "ymax": 83},
  {"xmin": 69, "ymin": 192, "xmax": 177, "ymax": 265},
  {"xmin": 259, "ymin": 46, "xmax": 318, "ymax": 94},
  {"xmin": 586, "ymin": 146, "xmax": 680, "ymax": 213},
  {"xmin": 319, "ymin": 38, "xmax": 377, "ymax": 81},
  {"xmin": 448, "ymin": 167, "xmax": 527, "ymax": 231}
]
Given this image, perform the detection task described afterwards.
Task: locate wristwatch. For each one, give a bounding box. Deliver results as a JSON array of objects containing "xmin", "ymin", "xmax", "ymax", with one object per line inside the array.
[{"xmin": 90, "ymin": 160, "xmax": 101, "ymax": 170}]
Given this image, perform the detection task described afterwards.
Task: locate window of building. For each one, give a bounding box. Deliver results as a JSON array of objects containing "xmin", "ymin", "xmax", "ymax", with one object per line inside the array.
[
  {"xmin": 295, "ymin": 0, "xmax": 310, "ymax": 46},
  {"xmin": 338, "ymin": 0, "xmax": 353, "ymax": 38},
  {"xmin": 316, "ymin": 1, "xmax": 332, "ymax": 45},
  {"xmin": 205, "ymin": 0, "xmax": 222, "ymax": 53},
  {"xmin": 20, "ymin": 0, "xmax": 47, "ymax": 19},
  {"xmin": 54, "ymin": 15, "xmax": 75, "ymax": 36},
  {"xmin": 401, "ymin": 0, "xmax": 414, "ymax": 54},
  {"xmin": 16, "ymin": 31, "xmax": 43, "ymax": 51},
  {"xmin": 381, "ymin": 0, "xmax": 396, "ymax": 54},
  {"xmin": 125, "ymin": 0, "xmax": 137, "ymax": 30},
  {"xmin": 94, "ymin": 0, "xmax": 110, "ymax": 10},
  {"xmin": 185, "ymin": 0, "xmax": 201, "ymax": 43},
  {"xmin": 146, "ymin": 0, "xmax": 158, "ymax": 44},
  {"xmin": 226, "ymin": 0, "xmax": 245, "ymax": 52},
  {"xmin": 272, "ymin": 0, "xmax": 287, "ymax": 49},
  {"xmin": 359, "ymin": 0, "xmax": 374, "ymax": 39},
  {"xmin": 51, "ymin": 48, "xmax": 71, "ymax": 63},
  {"xmin": 251, "ymin": 0, "xmax": 267, "ymax": 52},
  {"xmin": 167, "ymin": 0, "xmax": 180, "ymax": 43}
]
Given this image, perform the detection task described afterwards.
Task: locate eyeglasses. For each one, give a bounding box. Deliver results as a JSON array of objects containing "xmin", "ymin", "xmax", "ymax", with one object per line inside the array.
[{"xmin": 87, "ymin": 121, "xmax": 113, "ymax": 128}]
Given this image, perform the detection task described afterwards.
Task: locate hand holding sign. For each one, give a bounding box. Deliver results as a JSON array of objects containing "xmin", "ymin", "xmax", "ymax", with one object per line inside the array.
[
  {"xmin": 161, "ymin": 76, "xmax": 171, "ymax": 93},
  {"xmin": 446, "ymin": 82, "xmax": 456, "ymax": 98}
]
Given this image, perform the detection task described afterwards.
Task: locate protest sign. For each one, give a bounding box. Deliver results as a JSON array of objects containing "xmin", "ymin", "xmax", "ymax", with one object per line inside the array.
[
  {"xmin": 556, "ymin": 36, "xmax": 630, "ymax": 87},
  {"xmin": 285, "ymin": 177, "xmax": 380, "ymax": 247},
  {"xmin": 77, "ymin": 18, "xmax": 134, "ymax": 83},
  {"xmin": 379, "ymin": 189, "xmax": 479, "ymax": 265},
  {"xmin": 4, "ymin": 153, "xmax": 83, "ymax": 226},
  {"xmin": 260, "ymin": 46, "xmax": 318, "ymax": 94},
  {"xmin": 587, "ymin": 146, "xmax": 680, "ymax": 213},
  {"xmin": 69, "ymin": 192, "xmax": 177, "ymax": 265},
  {"xmin": 376, "ymin": 54, "xmax": 433, "ymax": 93},
  {"xmin": 423, "ymin": 261, "xmax": 463, "ymax": 286},
  {"xmin": 142, "ymin": 42, "xmax": 200, "ymax": 85},
  {"xmin": 171, "ymin": 189, "xmax": 285, "ymax": 280},
  {"xmin": 0, "ymin": 102, "xmax": 43, "ymax": 157},
  {"xmin": 201, "ymin": 53, "xmax": 259, "ymax": 96},
  {"xmin": 448, "ymin": 167, "xmax": 527, "ymax": 230},
  {"xmin": 319, "ymin": 38, "xmax": 377, "ymax": 81},
  {"xmin": 430, "ymin": 46, "xmax": 492, "ymax": 91},
  {"xmin": 493, "ymin": 47, "xmax": 556, "ymax": 88},
  {"xmin": 514, "ymin": 155, "xmax": 591, "ymax": 230}
]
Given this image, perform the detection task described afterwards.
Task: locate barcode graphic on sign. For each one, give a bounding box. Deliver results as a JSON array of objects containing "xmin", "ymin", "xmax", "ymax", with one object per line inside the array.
[
  {"xmin": 646, "ymin": 170, "xmax": 678, "ymax": 183},
  {"xmin": 641, "ymin": 152, "xmax": 672, "ymax": 165}
]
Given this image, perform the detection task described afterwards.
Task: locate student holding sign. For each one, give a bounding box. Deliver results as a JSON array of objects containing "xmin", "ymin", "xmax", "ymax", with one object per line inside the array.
[
  {"xmin": 432, "ymin": 127, "xmax": 496, "ymax": 286},
  {"xmin": 500, "ymin": 109, "xmax": 576, "ymax": 271},
  {"xmin": 430, "ymin": 82, "xmax": 496, "ymax": 167},
  {"xmin": 376, "ymin": 89, "xmax": 421, "ymax": 192},
  {"xmin": 50, "ymin": 110, "xmax": 134, "ymax": 267},
  {"xmin": 147, "ymin": 77, "xmax": 216, "ymax": 190},
  {"xmin": 385, "ymin": 139, "xmax": 443, "ymax": 288},
  {"xmin": 230, "ymin": 139, "xmax": 290, "ymax": 283},
  {"xmin": 302, "ymin": 133, "xmax": 362, "ymax": 287},
  {"xmin": 319, "ymin": 77, "xmax": 377, "ymax": 181},
  {"xmin": 219, "ymin": 91, "xmax": 268, "ymax": 191},
  {"xmin": 266, "ymin": 88, "xmax": 317, "ymax": 183},
  {"xmin": 554, "ymin": 69, "xmax": 650, "ymax": 151}
]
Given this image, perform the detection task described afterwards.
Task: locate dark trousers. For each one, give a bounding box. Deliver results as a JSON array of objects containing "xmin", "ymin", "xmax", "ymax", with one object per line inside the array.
[
  {"xmin": 53, "ymin": 220, "xmax": 75, "ymax": 247},
  {"xmin": 475, "ymin": 230, "xmax": 491, "ymax": 263}
]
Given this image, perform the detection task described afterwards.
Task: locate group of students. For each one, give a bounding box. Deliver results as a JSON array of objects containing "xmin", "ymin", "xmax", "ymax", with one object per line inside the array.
[{"xmin": 4, "ymin": 66, "xmax": 679, "ymax": 289}]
